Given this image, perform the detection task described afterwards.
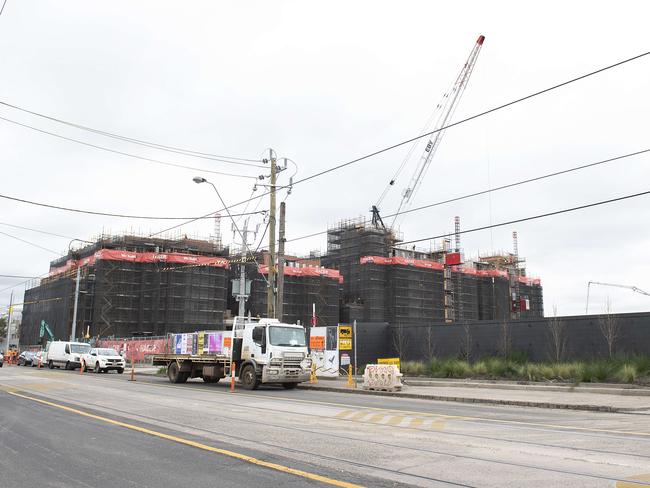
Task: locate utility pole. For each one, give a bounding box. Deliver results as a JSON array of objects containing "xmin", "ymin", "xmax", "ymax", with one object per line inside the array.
[
  {"xmin": 267, "ymin": 149, "xmax": 277, "ymax": 318},
  {"xmin": 277, "ymin": 201, "xmax": 286, "ymax": 321},
  {"xmin": 236, "ymin": 219, "xmax": 249, "ymax": 318},
  {"xmin": 71, "ymin": 265, "xmax": 81, "ymax": 341}
]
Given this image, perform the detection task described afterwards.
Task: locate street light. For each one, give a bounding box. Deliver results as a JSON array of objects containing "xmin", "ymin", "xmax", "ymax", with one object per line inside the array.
[{"xmin": 193, "ymin": 176, "xmax": 248, "ymax": 318}]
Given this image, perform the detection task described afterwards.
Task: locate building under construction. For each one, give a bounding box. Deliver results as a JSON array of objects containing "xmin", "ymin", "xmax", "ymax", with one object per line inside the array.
[
  {"xmin": 20, "ymin": 215, "xmax": 543, "ymax": 345},
  {"xmin": 321, "ymin": 217, "xmax": 543, "ymax": 327},
  {"xmin": 20, "ymin": 234, "xmax": 230, "ymax": 344},
  {"xmin": 238, "ymin": 262, "xmax": 341, "ymax": 327}
]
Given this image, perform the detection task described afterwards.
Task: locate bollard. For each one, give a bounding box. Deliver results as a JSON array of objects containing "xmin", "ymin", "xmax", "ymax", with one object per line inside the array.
[
  {"xmin": 347, "ymin": 364, "xmax": 354, "ymax": 388},
  {"xmin": 310, "ymin": 362, "xmax": 318, "ymax": 384},
  {"xmin": 129, "ymin": 361, "xmax": 135, "ymax": 382},
  {"xmin": 79, "ymin": 359, "xmax": 85, "ymax": 375},
  {"xmin": 38, "ymin": 356, "xmax": 42, "ymax": 369},
  {"xmin": 230, "ymin": 362, "xmax": 235, "ymax": 392}
]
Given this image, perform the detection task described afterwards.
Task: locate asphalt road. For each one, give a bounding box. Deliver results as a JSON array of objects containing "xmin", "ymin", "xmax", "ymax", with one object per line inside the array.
[{"xmin": 1, "ymin": 366, "xmax": 649, "ymax": 487}]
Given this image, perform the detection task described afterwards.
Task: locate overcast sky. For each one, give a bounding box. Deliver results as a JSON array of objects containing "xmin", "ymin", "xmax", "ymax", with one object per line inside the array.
[{"xmin": 0, "ymin": 1, "xmax": 649, "ymax": 318}]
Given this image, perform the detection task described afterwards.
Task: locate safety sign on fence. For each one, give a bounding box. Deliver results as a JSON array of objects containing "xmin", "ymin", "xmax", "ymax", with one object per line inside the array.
[{"xmin": 338, "ymin": 325, "xmax": 352, "ymax": 350}]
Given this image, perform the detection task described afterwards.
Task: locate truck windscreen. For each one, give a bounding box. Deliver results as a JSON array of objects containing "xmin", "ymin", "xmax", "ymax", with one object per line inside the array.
[{"xmin": 268, "ymin": 327, "xmax": 306, "ymax": 347}]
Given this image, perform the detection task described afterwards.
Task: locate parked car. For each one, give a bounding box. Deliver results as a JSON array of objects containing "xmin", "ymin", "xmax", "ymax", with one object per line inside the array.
[
  {"xmin": 0, "ymin": 354, "xmax": 3, "ymax": 367},
  {"xmin": 31, "ymin": 350, "xmax": 45, "ymax": 367},
  {"xmin": 82, "ymin": 348, "xmax": 125, "ymax": 374},
  {"xmin": 46, "ymin": 341, "xmax": 91, "ymax": 370},
  {"xmin": 17, "ymin": 351, "xmax": 36, "ymax": 366}
]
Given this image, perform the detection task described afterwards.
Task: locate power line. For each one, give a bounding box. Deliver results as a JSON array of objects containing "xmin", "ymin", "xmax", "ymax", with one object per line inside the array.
[
  {"xmin": 0, "ymin": 275, "xmax": 38, "ymax": 279},
  {"xmin": 399, "ymin": 188, "xmax": 650, "ymax": 246},
  {"xmin": 0, "ymin": 272, "xmax": 49, "ymax": 295},
  {"xmin": 150, "ymin": 50, "xmax": 650, "ymax": 236},
  {"xmin": 0, "ymin": 192, "xmax": 266, "ymax": 220},
  {"xmin": 290, "ymin": 51, "xmax": 650, "ymax": 187},
  {"xmin": 0, "ymin": 222, "xmax": 92, "ymax": 242},
  {"xmin": 0, "ymin": 0, "xmax": 7, "ymax": 16},
  {"xmin": 0, "ymin": 100, "xmax": 265, "ymax": 167},
  {"xmin": 285, "ymin": 148, "xmax": 650, "ymax": 243},
  {"xmin": 0, "ymin": 115, "xmax": 260, "ymax": 179},
  {"xmin": 0, "ymin": 230, "xmax": 61, "ymax": 255}
]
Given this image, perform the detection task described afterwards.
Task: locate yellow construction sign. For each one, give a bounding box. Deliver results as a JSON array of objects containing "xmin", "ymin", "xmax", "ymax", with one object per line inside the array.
[
  {"xmin": 338, "ymin": 325, "xmax": 352, "ymax": 350},
  {"xmin": 377, "ymin": 357, "xmax": 401, "ymax": 370}
]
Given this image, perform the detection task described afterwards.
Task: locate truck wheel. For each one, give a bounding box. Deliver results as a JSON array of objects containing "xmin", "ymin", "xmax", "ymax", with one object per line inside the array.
[
  {"xmin": 202, "ymin": 376, "xmax": 219, "ymax": 384},
  {"xmin": 167, "ymin": 362, "xmax": 188, "ymax": 384},
  {"xmin": 117, "ymin": 368, "xmax": 124, "ymax": 374},
  {"xmin": 65, "ymin": 361, "xmax": 71, "ymax": 370},
  {"xmin": 94, "ymin": 363, "xmax": 101, "ymax": 374},
  {"xmin": 240, "ymin": 364, "xmax": 259, "ymax": 390},
  {"xmin": 282, "ymin": 383, "xmax": 298, "ymax": 389},
  {"xmin": 48, "ymin": 360, "xmax": 54, "ymax": 369}
]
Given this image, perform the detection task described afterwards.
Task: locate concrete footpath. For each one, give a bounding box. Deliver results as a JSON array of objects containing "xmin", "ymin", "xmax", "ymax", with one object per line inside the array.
[
  {"xmin": 133, "ymin": 365, "xmax": 650, "ymax": 413},
  {"xmin": 299, "ymin": 377, "xmax": 650, "ymax": 413}
]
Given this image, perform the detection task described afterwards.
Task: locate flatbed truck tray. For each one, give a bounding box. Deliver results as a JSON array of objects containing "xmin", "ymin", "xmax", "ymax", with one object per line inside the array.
[
  {"xmin": 152, "ymin": 354, "xmax": 231, "ymax": 364},
  {"xmin": 151, "ymin": 354, "xmax": 233, "ymax": 384}
]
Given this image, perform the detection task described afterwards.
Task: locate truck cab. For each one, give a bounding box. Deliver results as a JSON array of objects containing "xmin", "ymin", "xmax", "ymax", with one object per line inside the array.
[{"xmin": 234, "ymin": 318, "xmax": 311, "ymax": 390}]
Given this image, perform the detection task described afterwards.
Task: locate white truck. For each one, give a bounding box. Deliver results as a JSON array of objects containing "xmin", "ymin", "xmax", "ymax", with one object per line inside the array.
[{"xmin": 152, "ymin": 317, "xmax": 311, "ymax": 390}]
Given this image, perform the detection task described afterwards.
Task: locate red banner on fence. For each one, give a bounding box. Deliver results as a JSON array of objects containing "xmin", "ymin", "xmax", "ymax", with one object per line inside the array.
[{"xmin": 97, "ymin": 338, "xmax": 171, "ymax": 363}]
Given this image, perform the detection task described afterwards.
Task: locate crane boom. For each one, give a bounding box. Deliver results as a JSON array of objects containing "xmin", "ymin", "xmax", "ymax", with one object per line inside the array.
[
  {"xmin": 390, "ymin": 35, "xmax": 485, "ymax": 227},
  {"xmin": 585, "ymin": 281, "xmax": 650, "ymax": 314}
]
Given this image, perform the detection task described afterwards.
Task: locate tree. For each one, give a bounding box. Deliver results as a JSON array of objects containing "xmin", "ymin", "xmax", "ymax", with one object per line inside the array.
[
  {"xmin": 598, "ymin": 298, "xmax": 620, "ymax": 359},
  {"xmin": 392, "ymin": 323, "xmax": 408, "ymax": 361},
  {"xmin": 547, "ymin": 306, "xmax": 567, "ymax": 362},
  {"xmin": 499, "ymin": 320, "xmax": 511, "ymax": 359},
  {"xmin": 422, "ymin": 324, "xmax": 436, "ymax": 361},
  {"xmin": 0, "ymin": 316, "xmax": 6, "ymax": 338},
  {"xmin": 459, "ymin": 321, "xmax": 472, "ymax": 362}
]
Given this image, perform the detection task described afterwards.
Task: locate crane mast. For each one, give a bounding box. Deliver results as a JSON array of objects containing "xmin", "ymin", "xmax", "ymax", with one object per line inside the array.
[{"xmin": 391, "ymin": 35, "xmax": 485, "ymax": 226}]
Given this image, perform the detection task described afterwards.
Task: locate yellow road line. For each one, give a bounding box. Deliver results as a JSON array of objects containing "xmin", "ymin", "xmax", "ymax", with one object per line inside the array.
[
  {"xmin": 386, "ymin": 416, "xmax": 405, "ymax": 426},
  {"xmin": 349, "ymin": 411, "xmax": 370, "ymax": 421},
  {"xmin": 410, "ymin": 418, "xmax": 423, "ymax": 428},
  {"xmin": 6, "ymin": 390, "xmax": 363, "ymax": 488},
  {"xmin": 367, "ymin": 413, "xmax": 386, "ymax": 423}
]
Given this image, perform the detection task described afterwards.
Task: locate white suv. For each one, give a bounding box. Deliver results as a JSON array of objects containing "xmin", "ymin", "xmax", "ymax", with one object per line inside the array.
[{"xmin": 82, "ymin": 348, "xmax": 125, "ymax": 374}]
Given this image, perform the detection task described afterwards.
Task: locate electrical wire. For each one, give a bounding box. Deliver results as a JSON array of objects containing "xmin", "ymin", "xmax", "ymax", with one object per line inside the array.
[
  {"xmin": 0, "ymin": 115, "xmax": 260, "ymax": 179},
  {"xmin": 284, "ymin": 148, "xmax": 650, "ymax": 243},
  {"xmin": 150, "ymin": 50, "xmax": 650, "ymax": 236},
  {"xmin": 0, "ymin": 100, "xmax": 265, "ymax": 167},
  {"xmin": 0, "ymin": 275, "xmax": 39, "ymax": 279},
  {"xmin": 0, "ymin": 222, "xmax": 93, "ymax": 242},
  {"xmin": 0, "ymin": 272, "xmax": 49, "ymax": 295},
  {"xmin": 0, "ymin": 0, "xmax": 7, "ymax": 16},
  {"xmin": 0, "ymin": 192, "xmax": 266, "ymax": 220},
  {"xmin": 0, "ymin": 231, "xmax": 61, "ymax": 255},
  {"xmin": 399, "ymin": 188, "xmax": 650, "ymax": 246}
]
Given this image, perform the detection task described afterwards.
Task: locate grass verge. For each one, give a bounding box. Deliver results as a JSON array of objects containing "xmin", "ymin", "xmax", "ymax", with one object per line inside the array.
[{"xmin": 401, "ymin": 355, "xmax": 650, "ymax": 385}]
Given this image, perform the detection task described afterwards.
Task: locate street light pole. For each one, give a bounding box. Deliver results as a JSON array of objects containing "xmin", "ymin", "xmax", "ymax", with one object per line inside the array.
[
  {"xmin": 193, "ymin": 176, "xmax": 251, "ymax": 319},
  {"xmin": 4, "ymin": 290, "xmax": 14, "ymax": 356}
]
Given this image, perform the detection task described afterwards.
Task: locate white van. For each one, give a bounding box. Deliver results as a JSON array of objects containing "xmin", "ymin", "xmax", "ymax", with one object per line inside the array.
[{"xmin": 45, "ymin": 341, "xmax": 91, "ymax": 370}]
